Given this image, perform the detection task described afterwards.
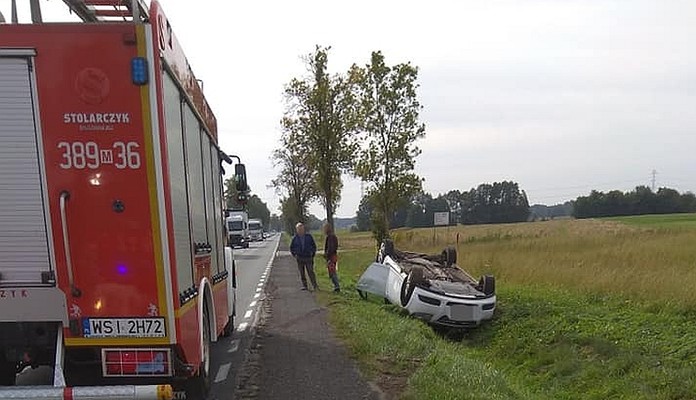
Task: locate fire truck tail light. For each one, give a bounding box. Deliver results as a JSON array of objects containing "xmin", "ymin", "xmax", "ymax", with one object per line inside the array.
[
  {"xmin": 103, "ymin": 348, "xmax": 172, "ymax": 377},
  {"xmin": 131, "ymin": 57, "xmax": 148, "ymax": 85}
]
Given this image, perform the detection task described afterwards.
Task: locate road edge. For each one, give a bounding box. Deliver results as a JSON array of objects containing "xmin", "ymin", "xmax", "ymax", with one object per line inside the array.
[{"xmin": 233, "ymin": 236, "xmax": 280, "ymax": 399}]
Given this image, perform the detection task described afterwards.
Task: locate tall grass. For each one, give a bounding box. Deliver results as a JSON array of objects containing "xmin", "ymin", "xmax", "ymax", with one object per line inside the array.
[
  {"xmin": 314, "ymin": 247, "xmax": 696, "ymax": 399},
  {"xmin": 357, "ymin": 219, "xmax": 696, "ymax": 309},
  {"xmin": 318, "ymin": 215, "xmax": 696, "ymax": 399}
]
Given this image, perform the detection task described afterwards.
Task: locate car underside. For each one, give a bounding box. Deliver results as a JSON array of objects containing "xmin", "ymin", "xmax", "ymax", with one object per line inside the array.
[{"xmin": 356, "ymin": 240, "xmax": 496, "ymax": 328}]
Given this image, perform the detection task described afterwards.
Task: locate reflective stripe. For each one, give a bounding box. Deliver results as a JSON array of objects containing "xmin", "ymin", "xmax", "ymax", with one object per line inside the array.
[{"xmin": 0, "ymin": 385, "xmax": 173, "ymax": 400}]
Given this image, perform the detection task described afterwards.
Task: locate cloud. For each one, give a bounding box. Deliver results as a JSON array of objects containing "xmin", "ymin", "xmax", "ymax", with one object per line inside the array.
[{"xmin": 27, "ymin": 0, "xmax": 696, "ymax": 218}]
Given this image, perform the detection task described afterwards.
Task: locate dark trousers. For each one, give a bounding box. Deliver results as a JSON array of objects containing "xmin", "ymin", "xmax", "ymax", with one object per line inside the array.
[{"xmin": 296, "ymin": 256, "xmax": 318, "ymax": 289}]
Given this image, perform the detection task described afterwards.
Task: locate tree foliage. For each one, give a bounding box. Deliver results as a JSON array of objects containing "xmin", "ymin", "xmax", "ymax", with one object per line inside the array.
[
  {"xmin": 268, "ymin": 214, "xmax": 283, "ymax": 232},
  {"xmin": 271, "ymin": 132, "xmax": 316, "ymax": 229},
  {"xmin": 247, "ymin": 194, "xmax": 271, "ymax": 227},
  {"xmin": 355, "ymin": 181, "xmax": 531, "ymax": 231},
  {"xmin": 223, "ymin": 179, "xmax": 270, "ymax": 226},
  {"xmin": 530, "ymin": 202, "xmax": 574, "ymax": 220},
  {"xmin": 573, "ymin": 186, "xmax": 696, "ymax": 218},
  {"xmin": 351, "ymin": 51, "xmax": 426, "ymax": 241},
  {"xmin": 459, "ymin": 182, "xmax": 530, "ymax": 224},
  {"xmin": 223, "ymin": 177, "xmax": 241, "ymax": 209},
  {"xmin": 281, "ymin": 46, "xmax": 359, "ymax": 229}
]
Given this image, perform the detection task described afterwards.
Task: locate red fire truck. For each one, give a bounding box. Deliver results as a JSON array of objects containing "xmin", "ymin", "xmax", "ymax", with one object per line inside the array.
[{"xmin": 0, "ymin": 1, "xmax": 244, "ymax": 398}]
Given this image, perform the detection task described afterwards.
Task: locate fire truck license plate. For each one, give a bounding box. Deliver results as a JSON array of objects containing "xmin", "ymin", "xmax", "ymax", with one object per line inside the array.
[{"xmin": 84, "ymin": 318, "xmax": 166, "ymax": 338}]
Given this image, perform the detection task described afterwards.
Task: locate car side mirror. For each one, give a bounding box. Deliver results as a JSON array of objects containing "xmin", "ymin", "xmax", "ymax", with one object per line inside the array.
[{"xmin": 235, "ymin": 163, "xmax": 248, "ymax": 192}]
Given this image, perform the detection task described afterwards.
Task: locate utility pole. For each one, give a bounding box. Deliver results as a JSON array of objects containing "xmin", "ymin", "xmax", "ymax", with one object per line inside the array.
[{"xmin": 651, "ymin": 169, "xmax": 657, "ymax": 192}]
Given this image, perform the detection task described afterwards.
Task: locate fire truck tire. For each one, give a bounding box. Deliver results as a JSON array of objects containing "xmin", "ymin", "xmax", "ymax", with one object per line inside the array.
[
  {"xmin": 0, "ymin": 354, "xmax": 16, "ymax": 386},
  {"xmin": 187, "ymin": 304, "xmax": 211, "ymax": 399}
]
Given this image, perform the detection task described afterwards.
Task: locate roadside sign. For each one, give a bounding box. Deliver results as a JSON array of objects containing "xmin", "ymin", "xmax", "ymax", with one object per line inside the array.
[{"xmin": 434, "ymin": 212, "xmax": 450, "ymax": 226}]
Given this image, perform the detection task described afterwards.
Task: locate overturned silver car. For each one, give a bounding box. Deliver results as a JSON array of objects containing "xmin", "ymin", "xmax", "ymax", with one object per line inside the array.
[{"xmin": 356, "ymin": 240, "xmax": 496, "ymax": 328}]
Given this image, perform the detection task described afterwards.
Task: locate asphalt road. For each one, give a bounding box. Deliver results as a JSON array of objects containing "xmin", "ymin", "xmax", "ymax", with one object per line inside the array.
[
  {"xmin": 14, "ymin": 234, "xmax": 281, "ymax": 400},
  {"xmin": 208, "ymin": 235, "xmax": 280, "ymax": 400}
]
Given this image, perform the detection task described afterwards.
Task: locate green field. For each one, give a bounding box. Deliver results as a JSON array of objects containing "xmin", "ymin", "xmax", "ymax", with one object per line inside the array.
[
  {"xmin": 311, "ymin": 214, "xmax": 696, "ymax": 399},
  {"xmin": 606, "ymin": 213, "xmax": 696, "ymax": 228}
]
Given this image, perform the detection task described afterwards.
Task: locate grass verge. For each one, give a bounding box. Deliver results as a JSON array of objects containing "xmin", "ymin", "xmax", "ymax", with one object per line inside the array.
[{"xmin": 311, "ymin": 217, "xmax": 696, "ymax": 399}]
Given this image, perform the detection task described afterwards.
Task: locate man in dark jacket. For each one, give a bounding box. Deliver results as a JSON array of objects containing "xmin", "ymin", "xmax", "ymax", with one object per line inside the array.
[
  {"xmin": 290, "ymin": 222, "xmax": 318, "ymax": 291},
  {"xmin": 323, "ymin": 223, "xmax": 340, "ymax": 292}
]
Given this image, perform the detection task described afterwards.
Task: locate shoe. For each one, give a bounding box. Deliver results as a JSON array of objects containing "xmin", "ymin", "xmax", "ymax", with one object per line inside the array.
[
  {"xmin": 301, "ymin": 287, "xmax": 308, "ymax": 291},
  {"xmin": 333, "ymin": 288, "xmax": 340, "ymax": 293}
]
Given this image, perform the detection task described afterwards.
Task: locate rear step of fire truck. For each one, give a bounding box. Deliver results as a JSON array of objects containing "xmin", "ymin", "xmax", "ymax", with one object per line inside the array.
[
  {"xmin": 1, "ymin": 1, "xmax": 172, "ymax": 399},
  {"xmin": 0, "ymin": 329, "xmax": 173, "ymax": 400}
]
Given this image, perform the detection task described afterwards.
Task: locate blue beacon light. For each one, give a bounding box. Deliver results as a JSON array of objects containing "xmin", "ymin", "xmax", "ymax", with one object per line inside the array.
[
  {"xmin": 116, "ymin": 265, "xmax": 128, "ymax": 275},
  {"xmin": 131, "ymin": 57, "xmax": 148, "ymax": 85}
]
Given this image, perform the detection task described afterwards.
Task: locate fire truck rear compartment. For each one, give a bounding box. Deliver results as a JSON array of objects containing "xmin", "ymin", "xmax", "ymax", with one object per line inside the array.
[{"xmin": 0, "ymin": 322, "xmax": 58, "ymax": 373}]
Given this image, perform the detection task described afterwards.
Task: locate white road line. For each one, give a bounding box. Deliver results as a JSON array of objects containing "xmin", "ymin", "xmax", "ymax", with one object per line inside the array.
[
  {"xmin": 244, "ymin": 310, "xmax": 253, "ymax": 319},
  {"xmin": 254, "ymin": 293, "xmax": 260, "ymax": 299},
  {"xmin": 227, "ymin": 339, "xmax": 240, "ymax": 353},
  {"xmin": 237, "ymin": 322, "xmax": 248, "ymax": 332},
  {"xmin": 249, "ymin": 300, "xmax": 257, "ymax": 308},
  {"xmin": 214, "ymin": 363, "xmax": 232, "ymax": 383}
]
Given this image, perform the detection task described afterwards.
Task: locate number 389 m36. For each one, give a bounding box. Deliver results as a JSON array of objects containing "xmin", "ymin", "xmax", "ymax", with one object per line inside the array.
[{"xmin": 58, "ymin": 141, "xmax": 141, "ymax": 170}]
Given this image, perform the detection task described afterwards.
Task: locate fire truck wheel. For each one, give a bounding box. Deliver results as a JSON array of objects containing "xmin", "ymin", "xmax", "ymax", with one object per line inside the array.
[
  {"xmin": 187, "ymin": 304, "xmax": 211, "ymax": 398},
  {"xmin": 0, "ymin": 354, "xmax": 16, "ymax": 386}
]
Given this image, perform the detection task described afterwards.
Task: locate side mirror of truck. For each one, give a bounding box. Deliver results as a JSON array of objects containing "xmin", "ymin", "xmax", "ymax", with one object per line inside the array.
[{"xmin": 235, "ymin": 163, "xmax": 248, "ymax": 192}]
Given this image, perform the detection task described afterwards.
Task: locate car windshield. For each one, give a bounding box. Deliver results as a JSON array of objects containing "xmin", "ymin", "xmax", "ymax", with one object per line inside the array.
[
  {"xmin": 249, "ymin": 223, "xmax": 261, "ymax": 230},
  {"xmin": 228, "ymin": 221, "xmax": 243, "ymax": 231}
]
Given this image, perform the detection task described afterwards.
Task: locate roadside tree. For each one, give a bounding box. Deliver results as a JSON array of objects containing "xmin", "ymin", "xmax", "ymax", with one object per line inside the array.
[
  {"xmin": 352, "ymin": 51, "xmax": 426, "ymax": 242},
  {"xmin": 282, "ymin": 46, "xmax": 360, "ymax": 229}
]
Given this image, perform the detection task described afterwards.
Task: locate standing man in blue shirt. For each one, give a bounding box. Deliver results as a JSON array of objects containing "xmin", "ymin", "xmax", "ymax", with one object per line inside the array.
[{"xmin": 290, "ymin": 222, "xmax": 318, "ymax": 291}]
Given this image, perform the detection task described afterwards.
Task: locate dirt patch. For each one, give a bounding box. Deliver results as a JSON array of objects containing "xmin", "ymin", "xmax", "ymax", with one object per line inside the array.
[
  {"xmin": 369, "ymin": 357, "xmax": 422, "ymax": 400},
  {"xmin": 374, "ymin": 372, "xmax": 407, "ymax": 400}
]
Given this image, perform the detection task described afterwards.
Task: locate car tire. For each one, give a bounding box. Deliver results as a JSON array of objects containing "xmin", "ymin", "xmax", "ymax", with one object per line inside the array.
[
  {"xmin": 479, "ymin": 275, "xmax": 495, "ymax": 296},
  {"xmin": 400, "ymin": 267, "xmax": 425, "ymax": 307},
  {"xmin": 187, "ymin": 305, "xmax": 211, "ymax": 399},
  {"xmin": 383, "ymin": 240, "xmax": 395, "ymax": 258},
  {"xmin": 442, "ymin": 246, "xmax": 457, "ymax": 267},
  {"xmin": 377, "ymin": 239, "xmax": 395, "ymax": 263}
]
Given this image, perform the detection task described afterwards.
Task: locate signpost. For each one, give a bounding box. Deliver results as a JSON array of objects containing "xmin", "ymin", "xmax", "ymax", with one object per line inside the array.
[
  {"xmin": 434, "ymin": 212, "xmax": 450, "ymax": 226},
  {"xmin": 433, "ymin": 212, "xmax": 450, "ymax": 244}
]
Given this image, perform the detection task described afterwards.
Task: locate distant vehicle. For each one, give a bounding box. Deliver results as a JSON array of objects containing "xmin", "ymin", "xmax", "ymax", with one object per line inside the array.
[
  {"xmin": 227, "ymin": 211, "xmax": 249, "ymax": 248},
  {"xmin": 356, "ymin": 240, "xmax": 496, "ymax": 328},
  {"xmin": 248, "ymin": 219, "xmax": 264, "ymax": 241}
]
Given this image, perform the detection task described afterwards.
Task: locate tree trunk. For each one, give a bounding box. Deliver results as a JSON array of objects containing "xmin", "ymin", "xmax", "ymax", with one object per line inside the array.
[
  {"xmin": 325, "ymin": 194, "xmax": 334, "ymax": 230},
  {"xmin": 326, "ymin": 209, "xmax": 334, "ymax": 230}
]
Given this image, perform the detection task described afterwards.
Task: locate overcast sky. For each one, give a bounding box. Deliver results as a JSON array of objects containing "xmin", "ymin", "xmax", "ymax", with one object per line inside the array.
[{"xmin": 6, "ymin": 0, "xmax": 696, "ymax": 218}]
